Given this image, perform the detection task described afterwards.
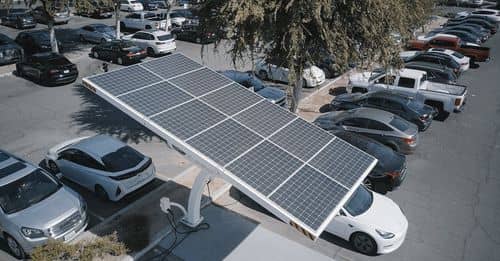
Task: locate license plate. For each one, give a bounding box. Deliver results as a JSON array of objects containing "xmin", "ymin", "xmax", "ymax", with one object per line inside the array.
[
  {"xmin": 64, "ymin": 230, "xmax": 76, "ymax": 241},
  {"xmin": 64, "ymin": 70, "xmax": 69, "ymax": 73}
]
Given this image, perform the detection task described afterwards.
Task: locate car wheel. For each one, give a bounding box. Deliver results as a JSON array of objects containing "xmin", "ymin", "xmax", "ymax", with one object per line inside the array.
[
  {"xmin": 95, "ymin": 185, "xmax": 109, "ymax": 201},
  {"xmin": 93, "ymin": 51, "xmax": 99, "ymax": 59},
  {"xmin": 351, "ymin": 232, "xmax": 378, "ymax": 255},
  {"xmin": 117, "ymin": 57, "xmax": 124, "ymax": 65},
  {"xmin": 47, "ymin": 160, "xmax": 60, "ymax": 174},
  {"xmin": 195, "ymin": 37, "xmax": 201, "ymax": 44},
  {"xmin": 147, "ymin": 47, "xmax": 155, "ymax": 57},
  {"xmin": 5, "ymin": 234, "xmax": 26, "ymax": 260},
  {"xmin": 257, "ymin": 70, "xmax": 268, "ymax": 80}
]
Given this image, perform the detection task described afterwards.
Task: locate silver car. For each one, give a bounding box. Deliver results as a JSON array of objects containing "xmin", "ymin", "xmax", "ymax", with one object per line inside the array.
[
  {"xmin": 0, "ymin": 150, "xmax": 87, "ymax": 259},
  {"xmin": 78, "ymin": 24, "xmax": 117, "ymax": 44},
  {"xmin": 314, "ymin": 107, "xmax": 419, "ymax": 154},
  {"xmin": 45, "ymin": 135, "xmax": 156, "ymax": 202}
]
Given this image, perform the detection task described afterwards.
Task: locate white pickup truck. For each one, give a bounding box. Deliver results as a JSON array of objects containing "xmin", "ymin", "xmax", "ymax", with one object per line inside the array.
[
  {"xmin": 347, "ymin": 68, "xmax": 467, "ymax": 116},
  {"xmin": 120, "ymin": 12, "xmax": 168, "ymax": 31}
]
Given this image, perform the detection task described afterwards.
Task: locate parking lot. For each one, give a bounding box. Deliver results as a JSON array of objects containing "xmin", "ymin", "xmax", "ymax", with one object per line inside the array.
[{"xmin": 1, "ymin": 3, "xmax": 500, "ymax": 261}]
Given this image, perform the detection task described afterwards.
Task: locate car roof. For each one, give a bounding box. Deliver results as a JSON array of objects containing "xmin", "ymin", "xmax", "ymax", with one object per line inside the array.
[
  {"xmin": 428, "ymin": 48, "xmax": 455, "ymax": 55},
  {"xmin": 321, "ymin": 107, "xmax": 395, "ymax": 124},
  {"xmin": 71, "ymin": 135, "xmax": 126, "ymax": 158},
  {"xmin": 0, "ymin": 150, "xmax": 39, "ymax": 187}
]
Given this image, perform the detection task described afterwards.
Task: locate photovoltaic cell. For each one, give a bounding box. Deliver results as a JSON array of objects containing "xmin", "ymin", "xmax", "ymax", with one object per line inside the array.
[
  {"xmin": 151, "ymin": 100, "xmax": 226, "ymax": 140},
  {"xmin": 201, "ymin": 83, "xmax": 264, "ymax": 116},
  {"xmin": 270, "ymin": 165, "xmax": 348, "ymax": 230},
  {"xmin": 309, "ymin": 138, "xmax": 375, "ymax": 188},
  {"xmin": 169, "ymin": 68, "xmax": 232, "ymax": 97},
  {"xmin": 270, "ymin": 118, "xmax": 334, "ymax": 161},
  {"xmin": 87, "ymin": 65, "xmax": 162, "ymax": 96},
  {"xmin": 234, "ymin": 100, "xmax": 297, "ymax": 138},
  {"xmin": 140, "ymin": 53, "xmax": 202, "ymax": 79},
  {"xmin": 226, "ymin": 141, "xmax": 303, "ymax": 196},
  {"xmin": 187, "ymin": 119, "xmax": 262, "ymax": 165},
  {"xmin": 118, "ymin": 81, "xmax": 193, "ymax": 117}
]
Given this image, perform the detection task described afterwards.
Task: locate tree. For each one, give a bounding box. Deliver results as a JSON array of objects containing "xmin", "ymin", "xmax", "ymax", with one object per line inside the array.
[
  {"xmin": 199, "ymin": 0, "xmax": 435, "ymax": 112},
  {"xmin": 23, "ymin": 0, "xmax": 71, "ymax": 53}
]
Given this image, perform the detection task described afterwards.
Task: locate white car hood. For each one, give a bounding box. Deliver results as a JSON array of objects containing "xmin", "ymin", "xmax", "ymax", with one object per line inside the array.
[
  {"xmin": 303, "ymin": 66, "xmax": 324, "ymax": 79},
  {"xmin": 353, "ymin": 192, "xmax": 408, "ymax": 233}
]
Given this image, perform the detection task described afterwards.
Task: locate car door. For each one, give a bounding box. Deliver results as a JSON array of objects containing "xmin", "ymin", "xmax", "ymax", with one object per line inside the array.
[
  {"xmin": 326, "ymin": 209, "xmax": 352, "ymax": 239},
  {"xmin": 57, "ymin": 149, "xmax": 106, "ymax": 190},
  {"xmin": 130, "ymin": 32, "xmax": 147, "ymax": 48}
]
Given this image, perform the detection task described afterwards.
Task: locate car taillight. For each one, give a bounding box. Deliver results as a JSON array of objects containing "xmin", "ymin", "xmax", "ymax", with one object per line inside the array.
[
  {"xmin": 419, "ymin": 114, "xmax": 429, "ymax": 122},
  {"xmin": 455, "ymin": 98, "xmax": 462, "ymax": 106},
  {"xmin": 49, "ymin": 69, "xmax": 59, "ymax": 74},
  {"xmin": 386, "ymin": 171, "xmax": 401, "ymax": 180},
  {"xmin": 126, "ymin": 52, "xmax": 135, "ymax": 57},
  {"xmin": 404, "ymin": 137, "xmax": 416, "ymax": 145}
]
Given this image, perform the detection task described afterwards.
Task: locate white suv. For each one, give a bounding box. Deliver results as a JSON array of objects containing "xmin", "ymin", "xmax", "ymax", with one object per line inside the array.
[
  {"xmin": 120, "ymin": 0, "xmax": 143, "ymax": 12},
  {"xmin": 123, "ymin": 30, "xmax": 176, "ymax": 56}
]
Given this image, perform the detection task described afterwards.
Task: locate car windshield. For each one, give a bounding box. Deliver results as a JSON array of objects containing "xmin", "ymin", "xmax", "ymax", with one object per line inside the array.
[
  {"xmin": 157, "ymin": 34, "xmax": 173, "ymax": 41},
  {"xmin": 131, "ymin": 1, "xmax": 139, "ymax": 3},
  {"xmin": 390, "ymin": 116, "xmax": 409, "ymax": 132},
  {"xmin": 101, "ymin": 146, "xmax": 145, "ymax": 172},
  {"xmin": 0, "ymin": 169, "xmax": 61, "ymax": 214},
  {"xmin": 344, "ymin": 185, "xmax": 373, "ymax": 216}
]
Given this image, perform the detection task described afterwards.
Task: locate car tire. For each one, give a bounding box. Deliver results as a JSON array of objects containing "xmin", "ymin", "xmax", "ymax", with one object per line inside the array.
[
  {"xmin": 258, "ymin": 70, "xmax": 268, "ymax": 80},
  {"xmin": 147, "ymin": 47, "xmax": 155, "ymax": 57},
  {"xmin": 47, "ymin": 160, "xmax": 60, "ymax": 174},
  {"xmin": 351, "ymin": 232, "xmax": 378, "ymax": 255},
  {"xmin": 117, "ymin": 57, "xmax": 124, "ymax": 65},
  {"xmin": 95, "ymin": 185, "xmax": 109, "ymax": 201},
  {"xmin": 5, "ymin": 234, "xmax": 26, "ymax": 260}
]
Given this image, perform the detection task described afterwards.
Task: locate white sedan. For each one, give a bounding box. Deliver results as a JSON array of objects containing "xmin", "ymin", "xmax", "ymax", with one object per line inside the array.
[
  {"xmin": 428, "ymin": 48, "xmax": 470, "ymax": 71},
  {"xmin": 325, "ymin": 185, "xmax": 408, "ymax": 255},
  {"xmin": 45, "ymin": 135, "xmax": 156, "ymax": 201},
  {"xmin": 123, "ymin": 30, "xmax": 176, "ymax": 56},
  {"xmin": 255, "ymin": 59, "xmax": 326, "ymax": 88}
]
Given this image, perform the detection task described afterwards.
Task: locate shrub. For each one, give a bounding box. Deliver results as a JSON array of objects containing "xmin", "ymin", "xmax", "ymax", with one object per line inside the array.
[{"xmin": 31, "ymin": 232, "xmax": 127, "ymax": 261}]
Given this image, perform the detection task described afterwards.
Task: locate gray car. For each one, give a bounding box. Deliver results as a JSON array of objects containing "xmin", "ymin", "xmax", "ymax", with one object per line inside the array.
[
  {"xmin": 45, "ymin": 135, "xmax": 156, "ymax": 202},
  {"xmin": 31, "ymin": 6, "xmax": 71, "ymax": 24},
  {"xmin": 314, "ymin": 107, "xmax": 419, "ymax": 154},
  {"xmin": 77, "ymin": 24, "xmax": 117, "ymax": 43},
  {"xmin": 0, "ymin": 150, "xmax": 87, "ymax": 259}
]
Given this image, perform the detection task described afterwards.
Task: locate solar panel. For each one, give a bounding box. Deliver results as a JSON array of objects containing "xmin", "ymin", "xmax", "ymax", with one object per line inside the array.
[{"xmin": 82, "ymin": 53, "xmax": 377, "ymax": 239}]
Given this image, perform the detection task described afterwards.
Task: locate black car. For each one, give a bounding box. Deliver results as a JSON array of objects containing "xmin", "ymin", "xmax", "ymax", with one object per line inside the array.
[
  {"xmin": 137, "ymin": 0, "xmax": 158, "ymax": 10},
  {"xmin": 436, "ymin": 25, "xmax": 490, "ymax": 42},
  {"xmin": 90, "ymin": 40, "xmax": 146, "ymax": 65},
  {"xmin": 219, "ymin": 70, "xmax": 287, "ymax": 107},
  {"xmin": 0, "ymin": 33, "xmax": 23, "ymax": 65},
  {"xmin": 334, "ymin": 131, "xmax": 407, "ymax": 194},
  {"xmin": 16, "ymin": 52, "xmax": 78, "ymax": 86},
  {"xmin": 0, "ymin": 8, "xmax": 36, "ymax": 29},
  {"xmin": 15, "ymin": 30, "xmax": 62, "ymax": 56},
  {"xmin": 440, "ymin": 29, "xmax": 482, "ymax": 44},
  {"xmin": 445, "ymin": 19, "xmax": 497, "ymax": 34},
  {"xmin": 76, "ymin": 1, "xmax": 113, "ymax": 18},
  {"xmin": 404, "ymin": 52, "xmax": 461, "ymax": 76},
  {"xmin": 172, "ymin": 24, "xmax": 216, "ymax": 44},
  {"xmin": 405, "ymin": 61, "xmax": 458, "ymax": 84},
  {"xmin": 330, "ymin": 90, "xmax": 436, "ymax": 131},
  {"xmin": 448, "ymin": 15, "xmax": 499, "ymax": 27}
]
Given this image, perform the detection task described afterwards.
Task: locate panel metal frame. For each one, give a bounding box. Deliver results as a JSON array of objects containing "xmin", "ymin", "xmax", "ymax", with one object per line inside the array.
[{"xmin": 82, "ymin": 54, "xmax": 377, "ymax": 239}]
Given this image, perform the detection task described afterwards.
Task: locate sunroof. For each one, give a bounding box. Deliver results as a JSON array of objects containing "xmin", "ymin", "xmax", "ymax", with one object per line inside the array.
[{"xmin": 0, "ymin": 162, "xmax": 27, "ymax": 179}]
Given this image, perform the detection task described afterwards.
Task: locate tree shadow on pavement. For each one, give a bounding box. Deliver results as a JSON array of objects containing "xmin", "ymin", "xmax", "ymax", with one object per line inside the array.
[{"xmin": 70, "ymin": 84, "xmax": 157, "ymax": 144}]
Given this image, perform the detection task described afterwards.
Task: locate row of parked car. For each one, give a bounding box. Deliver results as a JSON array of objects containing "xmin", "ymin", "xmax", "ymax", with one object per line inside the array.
[{"xmin": 306, "ymin": 8, "xmax": 497, "ymax": 255}]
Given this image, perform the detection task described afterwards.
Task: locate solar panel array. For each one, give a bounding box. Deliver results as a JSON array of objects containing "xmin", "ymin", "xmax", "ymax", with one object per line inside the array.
[{"xmin": 83, "ymin": 53, "xmax": 376, "ymax": 237}]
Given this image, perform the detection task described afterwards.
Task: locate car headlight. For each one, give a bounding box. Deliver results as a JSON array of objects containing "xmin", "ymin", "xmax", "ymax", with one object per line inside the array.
[
  {"xmin": 376, "ymin": 229, "xmax": 395, "ymax": 239},
  {"xmin": 21, "ymin": 227, "xmax": 46, "ymax": 239}
]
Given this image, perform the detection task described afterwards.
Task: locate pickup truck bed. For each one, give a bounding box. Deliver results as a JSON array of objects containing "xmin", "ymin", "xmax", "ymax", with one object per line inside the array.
[{"xmin": 423, "ymin": 82, "xmax": 467, "ymax": 96}]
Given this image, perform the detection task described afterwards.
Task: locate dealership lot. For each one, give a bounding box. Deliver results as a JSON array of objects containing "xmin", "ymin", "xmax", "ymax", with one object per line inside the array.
[{"xmin": 1, "ymin": 4, "xmax": 500, "ymax": 261}]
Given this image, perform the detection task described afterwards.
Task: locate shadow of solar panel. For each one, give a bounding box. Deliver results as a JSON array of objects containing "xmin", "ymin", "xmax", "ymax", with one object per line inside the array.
[
  {"xmin": 270, "ymin": 118, "xmax": 334, "ymax": 161},
  {"xmin": 270, "ymin": 165, "xmax": 348, "ymax": 230},
  {"xmin": 309, "ymin": 138, "xmax": 375, "ymax": 188},
  {"xmin": 200, "ymin": 83, "xmax": 264, "ymax": 116},
  {"xmin": 187, "ymin": 119, "xmax": 262, "ymax": 166},
  {"xmin": 226, "ymin": 141, "xmax": 303, "ymax": 196},
  {"xmin": 87, "ymin": 65, "xmax": 163, "ymax": 96},
  {"xmin": 151, "ymin": 100, "xmax": 226, "ymax": 140},
  {"xmin": 118, "ymin": 81, "xmax": 193, "ymax": 117},
  {"xmin": 234, "ymin": 100, "xmax": 297, "ymax": 138},
  {"xmin": 140, "ymin": 53, "xmax": 202, "ymax": 79},
  {"xmin": 169, "ymin": 68, "xmax": 232, "ymax": 96}
]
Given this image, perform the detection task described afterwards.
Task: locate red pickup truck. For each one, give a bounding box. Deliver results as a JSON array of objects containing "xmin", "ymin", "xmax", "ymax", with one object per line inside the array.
[{"xmin": 407, "ymin": 35, "xmax": 490, "ymax": 62}]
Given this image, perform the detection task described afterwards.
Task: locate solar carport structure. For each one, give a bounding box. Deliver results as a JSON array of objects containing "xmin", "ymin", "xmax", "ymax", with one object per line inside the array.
[{"xmin": 82, "ymin": 53, "xmax": 377, "ymax": 240}]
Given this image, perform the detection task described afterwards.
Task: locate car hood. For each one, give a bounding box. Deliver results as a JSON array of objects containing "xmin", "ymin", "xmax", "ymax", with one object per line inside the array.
[
  {"xmin": 303, "ymin": 65, "xmax": 324, "ymax": 78},
  {"xmin": 8, "ymin": 187, "xmax": 81, "ymax": 230},
  {"xmin": 256, "ymin": 86, "xmax": 285, "ymax": 102},
  {"xmin": 332, "ymin": 92, "xmax": 363, "ymax": 103},
  {"xmin": 354, "ymin": 192, "xmax": 408, "ymax": 233}
]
